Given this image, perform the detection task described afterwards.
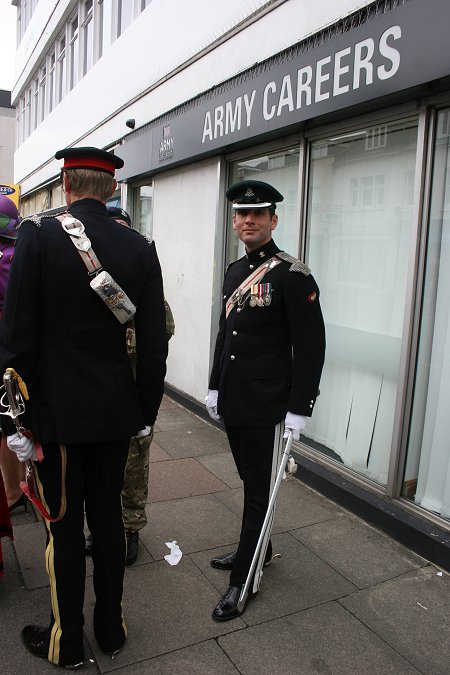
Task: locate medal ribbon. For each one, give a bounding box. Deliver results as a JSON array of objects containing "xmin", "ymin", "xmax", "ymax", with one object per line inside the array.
[{"xmin": 226, "ymin": 257, "xmax": 281, "ymax": 318}]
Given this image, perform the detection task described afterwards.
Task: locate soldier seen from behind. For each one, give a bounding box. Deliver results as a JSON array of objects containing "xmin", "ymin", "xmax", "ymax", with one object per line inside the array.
[{"xmin": 0, "ymin": 147, "xmax": 168, "ymax": 668}]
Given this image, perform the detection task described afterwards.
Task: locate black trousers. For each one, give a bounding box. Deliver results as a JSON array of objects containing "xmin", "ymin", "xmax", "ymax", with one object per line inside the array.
[
  {"xmin": 225, "ymin": 425, "xmax": 282, "ymax": 588},
  {"xmin": 33, "ymin": 440, "xmax": 129, "ymax": 666}
]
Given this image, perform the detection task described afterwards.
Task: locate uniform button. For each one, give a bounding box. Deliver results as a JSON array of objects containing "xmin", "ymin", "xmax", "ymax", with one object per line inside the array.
[
  {"xmin": 237, "ymin": 308, "xmax": 241, "ymax": 313},
  {"xmin": 232, "ymin": 331, "xmax": 237, "ymax": 336},
  {"xmin": 249, "ymin": 264, "xmax": 254, "ymax": 269},
  {"xmin": 223, "ymin": 295, "xmax": 227, "ymax": 299},
  {"xmin": 230, "ymin": 355, "xmax": 236, "ymax": 360},
  {"xmin": 310, "ymin": 404, "xmax": 313, "ymax": 408}
]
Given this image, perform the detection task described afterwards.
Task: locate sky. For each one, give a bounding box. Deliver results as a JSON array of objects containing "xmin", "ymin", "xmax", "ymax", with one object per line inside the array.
[{"xmin": 0, "ymin": 0, "xmax": 18, "ymax": 92}]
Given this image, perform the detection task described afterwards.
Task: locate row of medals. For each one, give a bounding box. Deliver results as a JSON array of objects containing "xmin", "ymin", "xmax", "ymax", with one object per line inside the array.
[{"xmin": 249, "ymin": 282, "xmax": 272, "ymax": 307}]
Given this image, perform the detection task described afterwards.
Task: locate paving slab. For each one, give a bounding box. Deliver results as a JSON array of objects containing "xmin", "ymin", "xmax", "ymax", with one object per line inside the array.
[
  {"xmin": 108, "ymin": 639, "xmax": 239, "ymax": 675},
  {"xmin": 214, "ymin": 479, "xmax": 345, "ymax": 534},
  {"xmin": 190, "ymin": 531, "xmax": 357, "ymax": 626},
  {"xmin": 84, "ymin": 556, "xmax": 245, "ymax": 673},
  {"xmin": 218, "ymin": 600, "xmax": 420, "ymax": 675},
  {"xmin": 155, "ymin": 426, "xmax": 230, "ymax": 459},
  {"xmin": 11, "ymin": 520, "xmax": 49, "ymax": 589},
  {"xmin": 0, "ymin": 543, "xmax": 97, "ymax": 673},
  {"xmin": 197, "ymin": 451, "xmax": 242, "ymax": 489},
  {"xmin": 140, "ymin": 494, "xmax": 242, "ymax": 560},
  {"xmin": 292, "ymin": 514, "xmax": 426, "ymax": 588},
  {"xmin": 155, "ymin": 408, "xmax": 207, "ymax": 431},
  {"xmin": 149, "ymin": 440, "xmax": 172, "ymax": 462},
  {"xmin": 148, "ymin": 457, "xmax": 229, "ymax": 503},
  {"xmin": 158, "ymin": 396, "xmax": 178, "ymax": 411},
  {"xmin": 340, "ymin": 565, "xmax": 450, "ymax": 675}
]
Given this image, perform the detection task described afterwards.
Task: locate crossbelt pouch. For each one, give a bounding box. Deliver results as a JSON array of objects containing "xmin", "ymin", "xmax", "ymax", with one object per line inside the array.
[{"xmin": 90, "ymin": 270, "xmax": 136, "ymax": 324}]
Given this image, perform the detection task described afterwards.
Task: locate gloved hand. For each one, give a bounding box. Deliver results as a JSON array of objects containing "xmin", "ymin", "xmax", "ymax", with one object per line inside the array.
[
  {"xmin": 283, "ymin": 412, "xmax": 306, "ymax": 441},
  {"xmin": 205, "ymin": 389, "xmax": 222, "ymax": 422},
  {"xmin": 137, "ymin": 425, "xmax": 153, "ymax": 438},
  {"xmin": 7, "ymin": 432, "xmax": 36, "ymax": 462}
]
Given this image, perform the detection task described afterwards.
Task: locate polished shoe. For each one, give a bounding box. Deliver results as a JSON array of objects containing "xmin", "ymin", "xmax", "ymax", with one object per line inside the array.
[
  {"xmin": 212, "ymin": 585, "xmax": 255, "ymax": 622},
  {"xmin": 96, "ymin": 638, "xmax": 125, "ymax": 659},
  {"xmin": 9, "ymin": 493, "xmax": 28, "ymax": 513},
  {"xmin": 210, "ymin": 550, "xmax": 236, "ymax": 570},
  {"xmin": 210, "ymin": 549, "xmax": 278, "ymax": 570},
  {"xmin": 125, "ymin": 529, "xmax": 139, "ymax": 566},
  {"xmin": 94, "ymin": 624, "xmax": 126, "ymax": 658},
  {"xmin": 85, "ymin": 533, "xmax": 93, "ymax": 556},
  {"xmin": 21, "ymin": 625, "xmax": 83, "ymax": 669}
]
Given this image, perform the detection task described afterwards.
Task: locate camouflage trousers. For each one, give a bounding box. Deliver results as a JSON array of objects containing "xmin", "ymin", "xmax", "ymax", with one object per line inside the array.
[{"xmin": 121, "ymin": 429, "xmax": 154, "ymax": 531}]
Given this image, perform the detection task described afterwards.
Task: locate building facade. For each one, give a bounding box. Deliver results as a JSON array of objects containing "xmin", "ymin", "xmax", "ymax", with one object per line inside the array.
[{"xmin": 10, "ymin": 0, "xmax": 450, "ymax": 565}]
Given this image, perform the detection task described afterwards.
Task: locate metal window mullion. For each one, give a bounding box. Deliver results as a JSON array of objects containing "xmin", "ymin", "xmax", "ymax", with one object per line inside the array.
[{"xmin": 385, "ymin": 105, "xmax": 432, "ymax": 499}]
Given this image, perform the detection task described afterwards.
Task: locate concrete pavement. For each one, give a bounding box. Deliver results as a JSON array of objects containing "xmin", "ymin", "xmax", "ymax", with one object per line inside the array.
[{"xmin": 1, "ymin": 395, "xmax": 449, "ymax": 674}]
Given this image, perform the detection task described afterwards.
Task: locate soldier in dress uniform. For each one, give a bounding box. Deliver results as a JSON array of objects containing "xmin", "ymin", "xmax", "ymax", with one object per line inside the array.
[
  {"xmin": 206, "ymin": 179, "xmax": 325, "ymax": 621},
  {"xmin": 0, "ymin": 147, "xmax": 168, "ymax": 668}
]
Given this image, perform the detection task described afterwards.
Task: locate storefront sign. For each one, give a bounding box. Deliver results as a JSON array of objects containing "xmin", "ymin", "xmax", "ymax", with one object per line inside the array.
[{"xmin": 118, "ymin": 0, "xmax": 450, "ymax": 179}]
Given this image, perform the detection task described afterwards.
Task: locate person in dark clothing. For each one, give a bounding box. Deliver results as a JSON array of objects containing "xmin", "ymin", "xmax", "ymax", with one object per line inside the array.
[
  {"xmin": 206, "ymin": 179, "xmax": 325, "ymax": 621},
  {"xmin": 0, "ymin": 147, "xmax": 168, "ymax": 668}
]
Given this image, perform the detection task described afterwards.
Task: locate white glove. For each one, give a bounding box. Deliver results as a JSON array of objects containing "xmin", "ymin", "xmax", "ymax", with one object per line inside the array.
[
  {"xmin": 7, "ymin": 432, "xmax": 36, "ymax": 462},
  {"xmin": 137, "ymin": 425, "xmax": 153, "ymax": 437},
  {"xmin": 205, "ymin": 389, "xmax": 222, "ymax": 422},
  {"xmin": 283, "ymin": 412, "xmax": 306, "ymax": 442}
]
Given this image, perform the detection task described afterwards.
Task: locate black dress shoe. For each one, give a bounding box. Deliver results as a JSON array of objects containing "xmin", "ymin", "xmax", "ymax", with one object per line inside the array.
[
  {"xmin": 210, "ymin": 550, "xmax": 236, "ymax": 570},
  {"xmin": 125, "ymin": 530, "xmax": 139, "ymax": 566},
  {"xmin": 85, "ymin": 533, "xmax": 93, "ymax": 556},
  {"xmin": 210, "ymin": 549, "xmax": 277, "ymax": 570},
  {"xmin": 212, "ymin": 585, "xmax": 255, "ymax": 621},
  {"xmin": 21, "ymin": 625, "xmax": 83, "ymax": 669}
]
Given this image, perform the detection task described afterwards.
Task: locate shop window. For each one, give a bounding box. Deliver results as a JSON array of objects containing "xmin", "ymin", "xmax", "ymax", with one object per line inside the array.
[
  {"xmin": 304, "ymin": 118, "xmax": 418, "ymax": 486},
  {"xmin": 227, "ymin": 148, "xmax": 300, "ymax": 264},
  {"xmin": 404, "ymin": 108, "xmax": 450, "ymax": 520},
  {"xmin": 135, "ymin": 185, "xmax": 153, "ymax": 238}
]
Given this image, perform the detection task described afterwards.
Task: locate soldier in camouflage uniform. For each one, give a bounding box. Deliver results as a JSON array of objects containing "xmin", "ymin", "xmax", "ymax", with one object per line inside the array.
[
  {"xmin": 122, "ymin": 301, "xmax": 175, "ymax": 564},
  {"xmin": 86, "ymin": 207, "xmax": 175, "ymax": 565}
]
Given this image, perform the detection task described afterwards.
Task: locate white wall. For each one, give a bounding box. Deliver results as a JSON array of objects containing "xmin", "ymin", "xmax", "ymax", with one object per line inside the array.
[
  {"xmin": 15, "ymin": 0, "xmax": 369, "ymax": 191},
  {"xmin": 152, "ymin": 157, "xmax": 221, "ymax": 403}
]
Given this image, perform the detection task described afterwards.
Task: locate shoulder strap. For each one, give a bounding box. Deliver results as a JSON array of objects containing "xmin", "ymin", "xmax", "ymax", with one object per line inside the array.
[
  {"xmin": 276, "ymin": 251, "xmax": 311, "ymax": 275},
  {"xmin": 56, "ymin": 215, "xmax": 102, "ymax": 275},
  {"xmin": 225, "ymin": 256, "xmax": 282, "ymax": 318}
]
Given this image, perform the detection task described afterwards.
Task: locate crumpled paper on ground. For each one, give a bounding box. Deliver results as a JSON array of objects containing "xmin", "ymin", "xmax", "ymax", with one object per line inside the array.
[{"xmin": 164, "ymin": 540, "xmax": 182, "ymax": 565}]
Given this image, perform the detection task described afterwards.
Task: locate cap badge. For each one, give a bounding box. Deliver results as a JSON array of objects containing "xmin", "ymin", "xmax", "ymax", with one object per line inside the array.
[{"xmin": 245, "ymin": 188, "xmax": 255, "ymax": 197}]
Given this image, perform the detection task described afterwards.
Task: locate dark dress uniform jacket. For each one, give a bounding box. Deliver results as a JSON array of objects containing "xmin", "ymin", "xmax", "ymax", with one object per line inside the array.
[
  {"xmin": 209, "ymin": 238, "xmax": 325, "ymax": 426},
  {"xmin": 0, "ymin": 198, "xmax": 168, "ymax": 444}
]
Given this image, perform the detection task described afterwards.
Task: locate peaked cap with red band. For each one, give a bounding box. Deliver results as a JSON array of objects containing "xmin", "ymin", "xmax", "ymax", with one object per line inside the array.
[{"xmin": 55, "ymin": 146, "xmax": 124, "ymax": 176}]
